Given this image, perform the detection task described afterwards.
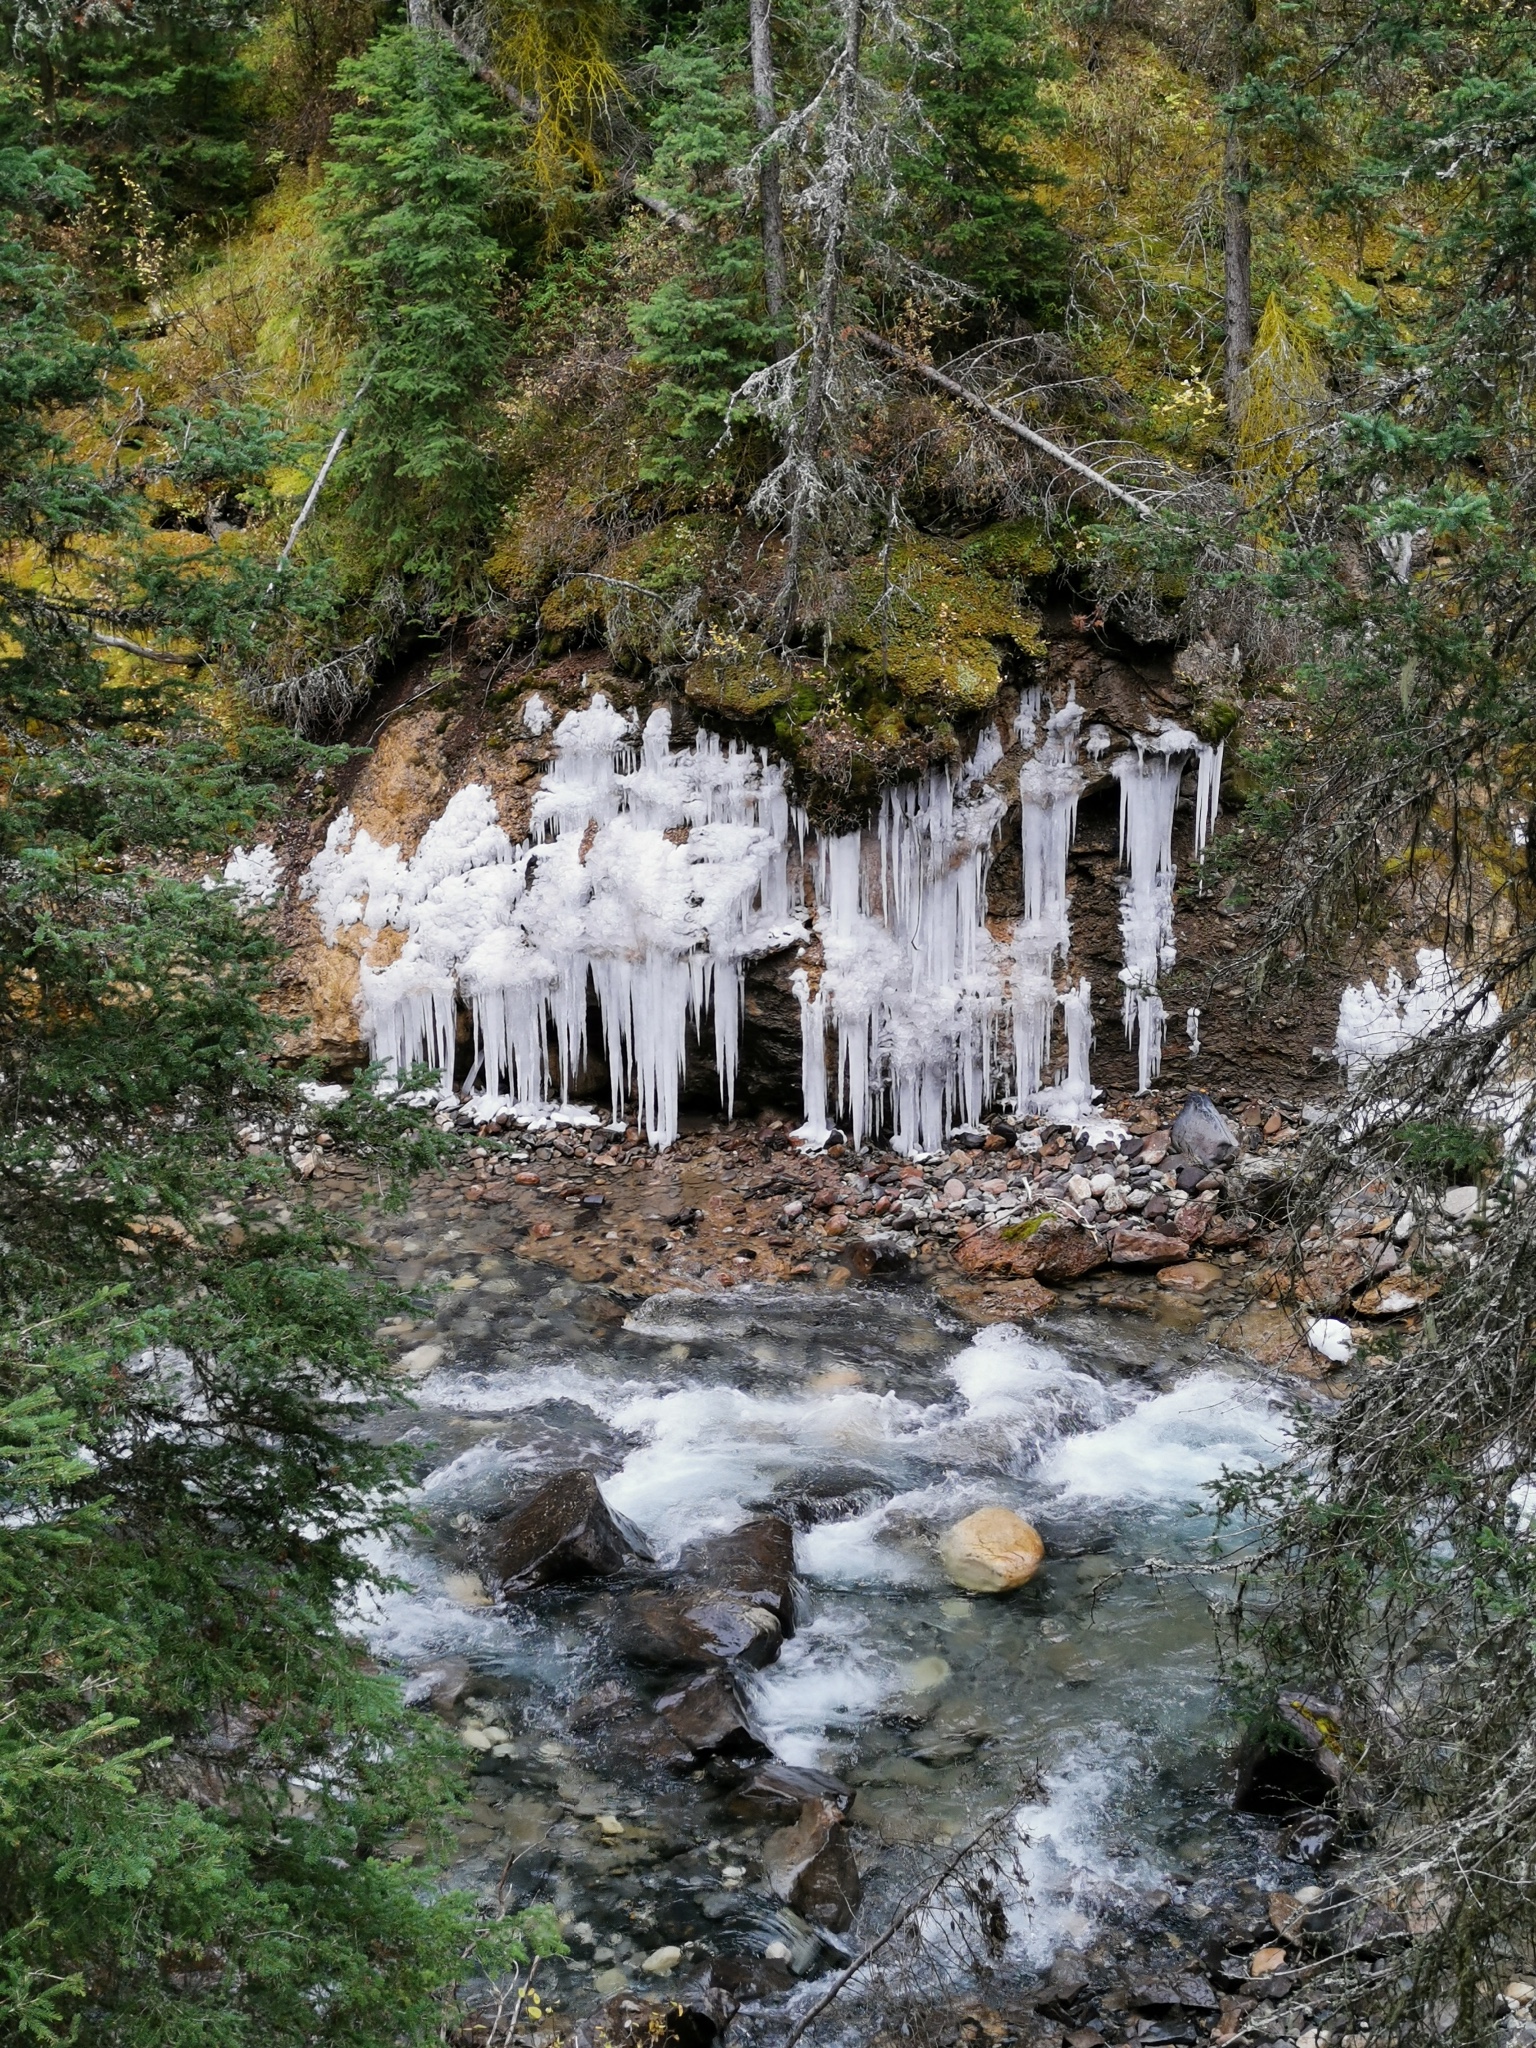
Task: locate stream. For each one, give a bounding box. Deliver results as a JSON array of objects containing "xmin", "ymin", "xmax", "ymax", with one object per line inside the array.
[{"xmin": 351, "ymin": 1223, "xmax": 1291, "ymax": 2026}]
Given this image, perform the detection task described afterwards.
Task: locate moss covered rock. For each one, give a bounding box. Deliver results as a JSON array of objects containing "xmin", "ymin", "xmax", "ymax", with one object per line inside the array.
[
  {"xmin": 831, "ymin": 537, "xmax": 1044, "ymax": 718},
  {"xmin": 685, "ymin": 630, "xmax": 797, "ymax": 717}
]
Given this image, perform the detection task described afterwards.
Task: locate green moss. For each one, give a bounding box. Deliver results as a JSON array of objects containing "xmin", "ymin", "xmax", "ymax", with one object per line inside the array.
[
  {"xmin": 686, "ymin": 632, "xmax": 796, "ymax": 716},
  {"xmin": 1195, "ymin": 698, "xmax": 1241, "ymax": 744},
  {"xmin": 831, "ymin": 536, "xmax": 1045, "ymax": 715},
  {"xmin": 609, "ymin": 514, "xmax": 731, "ymax": 595},
  {"xmin": 960, "ymin": 518, "xmax": 1056, "ymax": 582}
]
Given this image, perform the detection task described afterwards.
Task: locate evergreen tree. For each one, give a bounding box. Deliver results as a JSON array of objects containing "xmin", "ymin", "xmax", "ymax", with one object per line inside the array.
[
  {"xmin": 629, "ymin": 38, "xmax": 782, "ymax": 478},
  {"xmin": 0, "ymin": 75, "xmax": 558, "ymax": 2044},
  {"xmin": 903, "ymin": 0, "xmax": 1066, "ymax": 321},
  {"xmin": 317, "ymin": 24, "xmax": 527, "ymax": 588}
]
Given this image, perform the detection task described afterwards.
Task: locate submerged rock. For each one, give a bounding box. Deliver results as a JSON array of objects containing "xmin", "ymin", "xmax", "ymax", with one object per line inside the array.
[
  {"xmin": 938, "ymin": 1506, "xmax": 1045, "ymax": 1594},
  {"xmin": 617, "ymin": 1590, "xmax": 784, "ymax": 1670},
  {"xmin": 1170, "ymin": 1092, "xmax": 1240, "ymax": 1166},
  {"xmin": 483, "ymin": 1469, "xmax": 655, "ymax": 1592},
  {"xmin": 400, "ymin": 1656, "xmax": 472, "ymax": 1718},
  {"xmin": 654, "ymin": 1670, "xmax": 771, "ymax": 1761},
  {"xmin": 761, "ymin": 1798, "xmax": 862, "ymax": 1931}
]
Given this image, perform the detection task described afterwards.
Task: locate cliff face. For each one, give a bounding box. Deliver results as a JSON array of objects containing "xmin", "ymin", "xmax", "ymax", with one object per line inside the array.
[{"xmin": 270, "ymin": 603, "xmax": 1340, "ymax": 1131}]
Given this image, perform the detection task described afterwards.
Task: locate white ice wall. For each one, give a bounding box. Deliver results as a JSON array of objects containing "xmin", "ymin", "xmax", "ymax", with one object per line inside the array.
[{"xmin": 305, "ymin": 690, "xmax": 1225, "ymax": 1149}]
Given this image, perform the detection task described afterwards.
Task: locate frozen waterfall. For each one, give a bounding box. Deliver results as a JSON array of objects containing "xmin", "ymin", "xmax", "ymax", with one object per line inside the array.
[
  {"xmin": 304, "ymin": 699, "xmax": 801, "ymax": 1146},
  {"xmin": 305, "ymin": 689, "xmax": 1227, "ymax": 1147},
  {"xmin": 1112, "ymin": 727, "xmax": 1223, "ymax": 1093}
]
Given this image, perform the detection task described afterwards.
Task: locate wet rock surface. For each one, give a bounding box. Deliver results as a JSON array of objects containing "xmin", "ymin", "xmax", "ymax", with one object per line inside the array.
[{"xmin": 484, "ymin": 1470, "xmax": 655, "ymax": 1591}]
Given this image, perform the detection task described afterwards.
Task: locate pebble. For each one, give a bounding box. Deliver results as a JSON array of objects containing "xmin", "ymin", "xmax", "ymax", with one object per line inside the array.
[
  {"xmin": 641, "ymin": 1945, "xmax": 683, "ymax": 1976},
  {"xmin": 595, "ymin": 1814, "xmax": 625, "ymax": 1835}
]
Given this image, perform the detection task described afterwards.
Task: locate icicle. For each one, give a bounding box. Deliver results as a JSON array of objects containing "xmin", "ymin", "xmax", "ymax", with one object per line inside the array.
[
  {"xmin": 1010, "ymin": 697, "xmax": 1084, "ymax": 1111},
  {"xmin": 1194, "ymin": 741, "xmax": 1225, "ymax": 856},
  {"xmin": 809, "ymin": 771, "xmax": 1004, "ymax": 1155},
  {"xmin": 1034, "ymin": 979, "xmax": 1096, "ymax": 1122},
  {"xmin": 1112, "ymin": 736, "xmax": 1189, "ymax": 1093},
  {"xmin": 1084, "ymin": 723, "xmax": 1113, "ymax": 760},
  {"xmin": 793, "ymin": 967, "xmax": 830, "ymax": 1144},
  {"xmin": 1186, "ymin": 1006, "xmax": 1202, "ymax": 1057},
  {"xmin": 1014, "ymin": 686, "xmax": 1042, "ymax": 752}
]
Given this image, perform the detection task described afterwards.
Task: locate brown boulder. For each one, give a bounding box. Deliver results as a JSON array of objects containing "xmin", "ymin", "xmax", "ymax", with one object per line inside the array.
[
  {"xmin": 680, "ymin": 1515, "xmax": 797, "ymax": 1633},
  {"xmin": 617, "ymin": 1590, "xmax": 784, "ymax": 1671},
  {"xmin": 654, "ymin": 1670, "xmax": 771, "ymax": 1761},
  {"xmin": 938, "ymin": 1506, "xmax": 1046, "ymax": 1593},
  {"xmin": 1110, "ymin": 1226, "xmax": 1191, "ymax": 1267},
  {"xmin": 762, "ymin": 1799, "xmax": 862, "ymax": 1931},
  {"xmin": 483, "ymin": 1470, "xmax": 654, "ymax": 1593},
  {"xmin": 955, "ymin": 1220, "xmax": 1105, "ymax": 1284}
]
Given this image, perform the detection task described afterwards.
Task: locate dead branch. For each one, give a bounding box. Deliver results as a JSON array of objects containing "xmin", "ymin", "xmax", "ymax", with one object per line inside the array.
[{"xmin": 855, "ymin": 328, "xmax": 1162, "ymax": 519}]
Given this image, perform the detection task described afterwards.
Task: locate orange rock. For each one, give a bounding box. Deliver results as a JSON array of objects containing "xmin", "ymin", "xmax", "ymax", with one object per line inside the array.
[{"xmin": 1156, "ymin": 1260, "xmax": 1222, "ymax": 1294}]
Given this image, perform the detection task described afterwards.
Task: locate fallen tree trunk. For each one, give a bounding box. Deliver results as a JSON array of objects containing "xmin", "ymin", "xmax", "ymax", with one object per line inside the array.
[{"xmin": 855, "ymin": 328, "xmax": 1159, "ymax": 519}]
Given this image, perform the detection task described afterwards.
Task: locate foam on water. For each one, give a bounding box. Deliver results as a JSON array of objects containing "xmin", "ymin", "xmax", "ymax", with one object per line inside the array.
[
  {"xmin": 1037, "ymin": 1367, "xmax": 1286, "ymax": 1506},
  {"xmin": 748, "ymin": 1611, "xmax": 904, "ymax": 1766}
]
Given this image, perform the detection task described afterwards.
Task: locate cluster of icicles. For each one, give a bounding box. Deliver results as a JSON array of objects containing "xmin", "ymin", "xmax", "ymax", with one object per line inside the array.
[{"xmin": 304, "ymin": 693, "xmax": 1223, "ymax": 1152}]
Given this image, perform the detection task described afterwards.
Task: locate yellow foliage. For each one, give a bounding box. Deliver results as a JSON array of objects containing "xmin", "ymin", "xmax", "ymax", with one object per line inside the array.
[
  {"xmin": 1236, "ymin": 295, "xmax": 1327, "ymax": 490},
  {"xmin": 489, "ymin": 0, "xmax": 627, "ymax": 190}
]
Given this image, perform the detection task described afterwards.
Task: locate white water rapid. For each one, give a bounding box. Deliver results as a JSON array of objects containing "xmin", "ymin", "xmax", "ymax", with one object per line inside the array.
[{"xmin": 349, "ymin": 1260, "xmax": 1288, "ymax": 2002}]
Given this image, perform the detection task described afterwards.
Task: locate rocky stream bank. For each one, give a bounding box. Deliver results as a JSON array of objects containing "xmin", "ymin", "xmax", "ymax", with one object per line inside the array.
[{"xmin": 266, "ymin": 1074, "xmax": 1501, "ymax": 2048}]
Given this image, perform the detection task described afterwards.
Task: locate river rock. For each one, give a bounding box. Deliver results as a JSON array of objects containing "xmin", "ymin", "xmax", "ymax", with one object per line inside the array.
[
  {"xmin": 762, "ymin": 1798, "xmax": 862, "ymax": 1931},
  {"xmin": 1170, "ymin": 1092, "xmax": 1240, "ymax": 1165},
  {"xmin": 763, "ymin": 1468, "xmax": 893, "ymax": 1528},
  {"xmin": 845, "ymin": 1233, "xmax": 912, "ymax": 1278},
  {"xmin": 1156, "ymin": 1259, "xmax": 1222, "ymax": 1293},
  {"xmin": 617, "ymin": 1589, "xmax": 784, "ymax": 1670},
  {"xmin": 654, "ymin": 1670, "xmax": 771, "ymax": 1760},
  {"xmin": 708, "ymin": 1956, "xmax": 798, "ymax": 2001},
  {"xmin": 955, "ymin": 1219, "xmax": 1105, "ymax": 1284},
  {"xmin": 726, "ymin": 1759, "xmax": 855, "ymax": 1825},
  {"xmin": 483, "ymin": 1470, "xmax": 655, "ymax": 1592},
  {"xmin": 401, "ymin": 1656, "xmax": 472, "ymax": 1718},
  {"xmin": 938, "ymin": 1506, "xmax": 1045, "ymax": 1594},
  {"xmin": 1110, "ymin": 1224, "xmax": 1190, "ymax": 1266},
  {"xmin": 680, "ymin": 1515, "xmax": 797, "ymax": 1633}
]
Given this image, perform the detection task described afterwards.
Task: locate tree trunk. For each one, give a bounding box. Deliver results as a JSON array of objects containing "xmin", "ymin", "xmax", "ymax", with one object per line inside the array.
[
  {"xmin": 1223, "ymin": 0, "xmax": 1256, "ymax": 421},
  {"xmin": 775, "ymin": 0, "xmax": 864, "ymax": 639},
  {"xmin": 749, "ymin": 0, "xmax": 788, "ymax": 320}
]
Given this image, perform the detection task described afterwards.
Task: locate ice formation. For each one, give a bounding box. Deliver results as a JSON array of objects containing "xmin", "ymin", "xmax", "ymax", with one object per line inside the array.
[
  {"xmin": 208, "ymin": 842, "xmax": 282, "ymax": 907},
  {"xmin": 1335, "ymin": 947, "xmax": 1501, "ymax": 1084},
  {"xmin": 306, "ymin": 688, "xmax": 1229, "ymax": 1148},
  {"xmin": 304, "ymin": 698, "xmax": 800, "ymax": 1146},
  {"xmin": 1112, "ymin": 727, "xmax": 1223, "ymax": 1093},
  {"xmin": 805, "ymin": 763, "xmax": 1005, "ymax": 1156},
  {"xmin": 1012, "ymin": 699, "xmax": 1087, "ymax": 1110}
]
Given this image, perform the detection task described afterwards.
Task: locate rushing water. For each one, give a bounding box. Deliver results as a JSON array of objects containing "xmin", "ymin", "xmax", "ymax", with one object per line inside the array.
[{"xmin": 351, "ymin": 1240, "xmax": 1289, "ymax": 2017}]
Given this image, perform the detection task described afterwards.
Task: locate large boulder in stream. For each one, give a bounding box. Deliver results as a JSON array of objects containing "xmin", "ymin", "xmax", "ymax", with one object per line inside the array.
[
  {"xmin": 1170, "ymin": 1091, "xmax": 1240, "ymax": 1166},
  {"xmin": 679, "ymin": 1515, "xmax": 798, "ymax": 1633},
  {"xmin": 762, "ymin": 1798, "xmax": 862, "ymax": 1932},
  {"xmin": 654, "ymin": 1670, "xmax": 771, "ymax": 1761},
  {"xmin": 727, "ymin": 1760, "xmax": 855, "ymax": 1826},
  {"xmin": 938, "ymin": 1506, "xmax": 1045, "ymax": 1594},
  {"xmin": 483, "ymin": 1470, "xmax": 654, "ymax": 1593},
  {"xmin": 617, "ymin": 1590, "xmax": 784, "ymax": 1671}
]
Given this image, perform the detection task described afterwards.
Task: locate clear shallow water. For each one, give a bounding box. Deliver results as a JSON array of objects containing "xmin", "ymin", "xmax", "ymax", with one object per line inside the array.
[{"xmin": 351, "ymin": 1256, "xmax": 1288, "ymax": 2005}]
